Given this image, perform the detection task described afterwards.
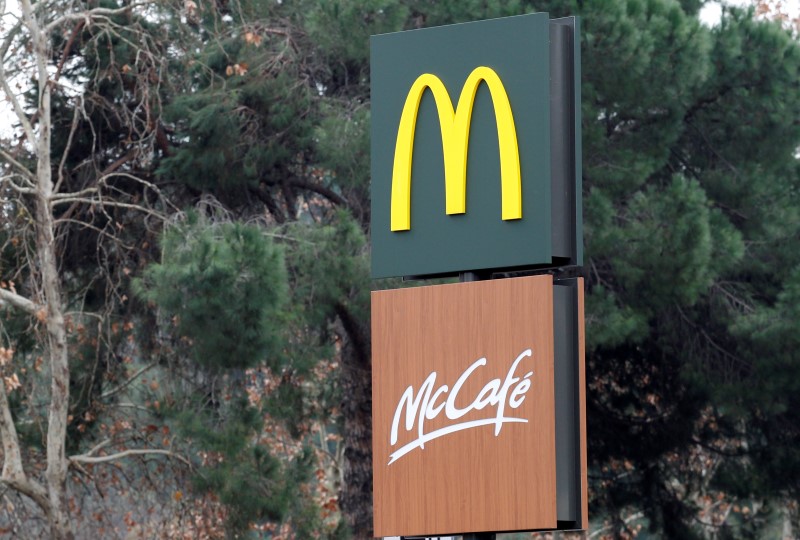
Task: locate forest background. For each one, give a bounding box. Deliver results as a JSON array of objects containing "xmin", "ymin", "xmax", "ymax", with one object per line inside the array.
[{"xmin": 1, "ymin": 0, "xmax": 799, "ymax": 539}]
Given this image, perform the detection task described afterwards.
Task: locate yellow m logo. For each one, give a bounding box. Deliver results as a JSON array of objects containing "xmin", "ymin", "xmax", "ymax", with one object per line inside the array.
[{"xmin": 390, "ymin": 66, "xmax": 523, "ymax": 232}]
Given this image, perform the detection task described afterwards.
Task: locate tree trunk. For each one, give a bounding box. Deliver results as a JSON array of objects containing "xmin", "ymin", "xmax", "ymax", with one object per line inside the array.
[
  {"xmin": 35, "ymin": 65, "xmax": 75, "ymax": 540},
  {"xmin": 782, "ymin": 499, "xmax": 794, "ymax": 540},
  {"xmin": 339, "ymin": 348, "xmax": 373, "ymax": 539},
  {"xmin": 21, "ymin": 0, "xmax": 74, "ymax": 536},
  {"xmin": 336, "ymin": 304, "xmax": 373, "ymax": 539}
]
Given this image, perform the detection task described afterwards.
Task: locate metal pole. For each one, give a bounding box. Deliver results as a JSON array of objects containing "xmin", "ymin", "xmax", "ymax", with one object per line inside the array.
[{"xmin": 459, "ymin": 271, "xmax": 489, "ymax": 282}]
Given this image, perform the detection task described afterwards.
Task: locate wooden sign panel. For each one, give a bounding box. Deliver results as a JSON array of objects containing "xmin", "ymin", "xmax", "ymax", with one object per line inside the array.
[{"xmin": 372, "ymin": 275, "xmax": 557, "ymax": 536}]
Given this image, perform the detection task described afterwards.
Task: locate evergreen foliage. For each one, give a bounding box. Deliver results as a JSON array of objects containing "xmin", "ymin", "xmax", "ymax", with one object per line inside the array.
[
  {"xmin": 282, "ymin": 212, "xmax": 371, "ymax": 330},
  {"xmin": 573, "ymin": 1, "xmax": 800, "ymax": 534},
  {"xmin": 176, "ymin": 397, "xmax": 320, "ymax": 538},
  {"xmin": 136, "ymin": 214, "xmax": 288, "ymax": 371}
]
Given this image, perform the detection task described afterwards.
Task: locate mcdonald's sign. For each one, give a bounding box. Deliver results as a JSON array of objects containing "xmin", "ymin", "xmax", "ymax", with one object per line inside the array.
[
  {"xmin": 390, "ymin": 66, "xmax": 522, "ymax": 232},
  {"xmin": 370, "ymin": 13, "xmax": 587, "ymax": 538},
  {"xmin": 371, "ymin": 13, "xmax": 582, "ymax": 278}
]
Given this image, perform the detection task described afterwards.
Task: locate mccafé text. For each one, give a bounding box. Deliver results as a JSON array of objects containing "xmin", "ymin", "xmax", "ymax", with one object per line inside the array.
[{"xmin": 388, "ymin": 348, "xmax": 534, "ymax": 464}]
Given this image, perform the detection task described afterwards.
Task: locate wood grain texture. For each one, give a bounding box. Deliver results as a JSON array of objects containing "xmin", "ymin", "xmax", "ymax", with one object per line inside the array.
[
  {"xmin": 372, "ymin": 275, "xmax": 557, "ymax": 537},
  {"xmin": 577, "ymin": 277, "xmax": 588, "ymax": 530}
]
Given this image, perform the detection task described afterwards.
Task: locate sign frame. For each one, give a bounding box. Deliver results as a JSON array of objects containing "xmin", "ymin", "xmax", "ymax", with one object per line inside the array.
[
  {"xmin": 371, "ymin": 276, "xmax": 587, "ymax": 537},
  {"xmin": 369, "ymin": 12, "xmax": 587, "ymax": 538},
  {"xmin": 370, "ymin": 14, "xmax": 582, "ymax": 279}
]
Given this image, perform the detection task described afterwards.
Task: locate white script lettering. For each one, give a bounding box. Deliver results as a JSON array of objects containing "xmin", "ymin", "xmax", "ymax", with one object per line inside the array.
[{"xmin": 388, "ymin": 348, "xmax": 534, "ymax": 464}]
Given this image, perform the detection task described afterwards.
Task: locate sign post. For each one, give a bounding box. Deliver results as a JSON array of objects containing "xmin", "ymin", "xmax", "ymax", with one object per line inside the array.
[{"xmin": 370, "ymin": 12, "xmax": 586, "ymax": 538}]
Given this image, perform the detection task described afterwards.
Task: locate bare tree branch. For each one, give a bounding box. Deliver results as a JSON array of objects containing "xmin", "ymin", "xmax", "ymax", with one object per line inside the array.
[
  {"xmin": 0, "ymin": 374, "xmax": 27, "ymax": 481},
  {"xmin": 79, "ymin": 438, "xmax": 112, "ymax": 458},
  {"xmin": 0, "ymin": 7, "xmax": 22, "ymax": 59},
  {"xmin": 0, "ymin": 61, "xmax": 36, "ymax": 147},
  {"xmin": 53, "ymin": 171, "xmax": 179, "ymax": 215},
  {"xmin": 44, "ymin": 3, "xmax": 153, "ymax": 34},
  {"xmin": 0, "ymin": 372, "xmax": 50, "ymax": 514},
  {"xmin": 112, "ymin": 402, "xmax": 153, "ymax": 413},
  {"xmin": 1, "ymin": 176, "xmax": 37, "ymax": 195},
  {"xmin": 0, "ymin": 287, "xmax": 40, "ymax": 316},
  {"xmin": 70, "ymin": 448, "xmax": 191, "ymax": 467},
  {"xmin": 98, "ymin": 150, "xmax": 136, "ymax": 178},
  {"xmin": 290, "ymin": 178, "xmax": 346, "ymax": 206},
  {"xmin": 0, "ymin": 477, "xmax": 50, "ymax": 516},
  {"xmin": 0, "ymin": 7, "xmax": 33, "ymax": 144},
  {"xmin": 51, "ymin": 218, "xmax": 136, "ymax": 249},
  {"xmin": 50, "ymin": 197, "xmax": 168, "ymax": 220},
  {"xmin": 54, "ymin": 100, "xmax": 82, "ymax": 193},
  {"xmin": 0, "ymin": 150, "xmax": 36, "ymax": 185},
  {"xmin": 100, "ymin": 362, "xmax": 158, "ymax": 399},
  {"xmin": 588, "ymin": 511, "xmax": 645, "ymax": 539},
  {"xmin": 52, "ymin": 21, "xmax": 85, "ymax": 84}
]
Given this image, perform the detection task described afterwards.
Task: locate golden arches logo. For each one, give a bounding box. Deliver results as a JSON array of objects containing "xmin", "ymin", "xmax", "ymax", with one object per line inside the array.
[{"xmin": 390, "ymin": 66, "xmax": 523, "ymax": 232}]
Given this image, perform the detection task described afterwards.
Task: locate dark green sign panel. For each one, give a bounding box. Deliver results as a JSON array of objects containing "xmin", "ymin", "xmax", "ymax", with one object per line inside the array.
[{"xmin": 370, "ymin": 13, "xmax": 582, "ymax": 278}]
